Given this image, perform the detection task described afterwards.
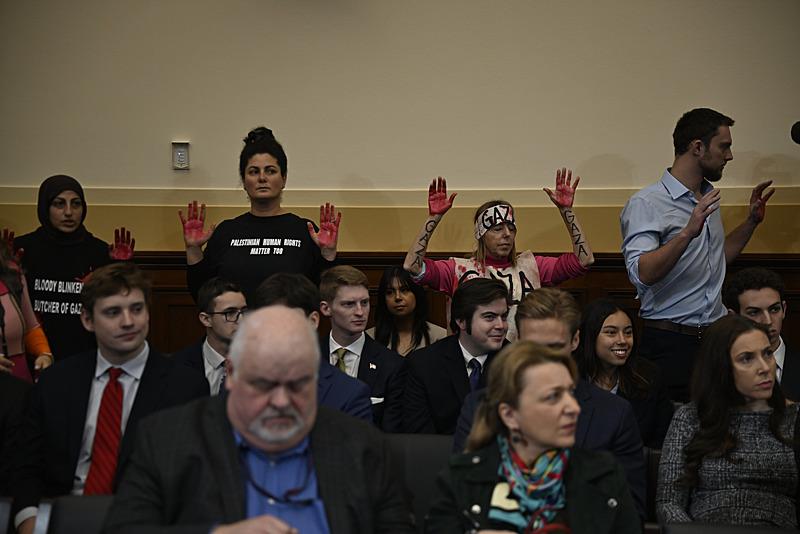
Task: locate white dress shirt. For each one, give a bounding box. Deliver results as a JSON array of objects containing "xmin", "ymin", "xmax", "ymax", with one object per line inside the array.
[
  {"xmin": 72, "ymin": 343, "xmax": 149, "ymax": 494},
  {"xmin": 458, "ymin": 340, "xmax": 488, "ymax": 377},
  {"xmin": 14, "ymin": 346, "xmax": 150, "ymax": 529},
  {"xmin": 775, "ymin": 337, "xmax": 786, "ymax": 384},
  {"xmin": 202, "ymin": 338, "xmax": 227, "ymax": 396},
  {"xmin": 328, "ymin": 332, "xmax": 366, "ymax": 378}
]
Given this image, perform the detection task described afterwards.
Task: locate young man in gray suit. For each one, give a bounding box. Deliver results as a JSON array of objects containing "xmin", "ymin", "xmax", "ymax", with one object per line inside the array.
[{"xmin": 104, "ymin": 305, "xmax": 414, "ymax": 533}]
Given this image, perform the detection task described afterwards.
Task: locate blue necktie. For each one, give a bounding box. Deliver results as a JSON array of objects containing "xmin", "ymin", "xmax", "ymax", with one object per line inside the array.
[{"xmin": 468, "ymin": 358, "xmax": 482, "ymax": 391}]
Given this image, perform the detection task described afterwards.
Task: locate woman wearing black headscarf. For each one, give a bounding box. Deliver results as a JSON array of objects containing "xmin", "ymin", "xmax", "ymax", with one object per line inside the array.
[{"xmin": 10, "ymin": 175, "xmax": 134, "ymax": 359}]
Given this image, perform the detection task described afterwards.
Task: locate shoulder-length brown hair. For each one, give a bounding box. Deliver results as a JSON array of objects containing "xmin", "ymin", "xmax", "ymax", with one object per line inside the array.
[{"xmin": 465, "ymin": 341, "xmax": 576, "ymax": 452}]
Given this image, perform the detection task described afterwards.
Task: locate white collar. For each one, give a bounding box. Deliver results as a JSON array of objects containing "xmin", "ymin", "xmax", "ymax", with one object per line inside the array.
[
  {"xmin": 202, "ymin": 337, "xmax": 227, "ymax": 369},
  {"xmin": 774, "ymin": 337, "xmax": 786, "ymax": 372},
  {"xmin": 95, "ymin": 342, "xmax": 149, "ymax": 380},
  {"xmin": 329, "ymin": 331, "xmax": 366, "ymax": 356},
  {"xmin": 458, "ymin": 339, "xmax": 488, "ymax": 368}
]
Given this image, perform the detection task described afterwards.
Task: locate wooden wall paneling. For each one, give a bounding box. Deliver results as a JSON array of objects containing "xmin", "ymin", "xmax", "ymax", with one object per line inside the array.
[{"xmin": 135, "ymin": 252, "xmax": 800, "ymax": 352}]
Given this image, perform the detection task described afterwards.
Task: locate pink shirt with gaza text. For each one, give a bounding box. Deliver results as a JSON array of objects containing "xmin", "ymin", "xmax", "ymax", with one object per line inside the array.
[{"xmin": 418, "ymin": 251, "xmax": 586, "ymax": 340}]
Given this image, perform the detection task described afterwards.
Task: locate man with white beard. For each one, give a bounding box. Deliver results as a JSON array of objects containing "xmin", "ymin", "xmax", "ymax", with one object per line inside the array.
[{"xmin": 104, "ymin": 305, "xmax": 414, "ymax": 534}]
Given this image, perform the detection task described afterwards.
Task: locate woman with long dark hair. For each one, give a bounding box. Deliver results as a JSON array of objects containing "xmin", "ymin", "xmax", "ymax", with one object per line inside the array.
[
  {"xmin": 0, "ymin": 241, "xmax": 53, "ymax": 382},
  {"xmin": 426, "ymin": 341, "xmax": 640, "ymax": 533},
  {"xmin": 180, "ymin": 126, "xmax": 341, "ymax": 301},
  {"xmin": 403, "ymin": 171, "xmax": 594, "ymax": 341},
  {"xmin": 368, "ymin": 266, "xmax": 446, "ymax": 356},
  {"xmin": 575, "ymin": 298, "xmax": 673, "ymax": 448},
  {"xmin": 657, "ymin": 314, "xmax": 797, "ymax": 526}
]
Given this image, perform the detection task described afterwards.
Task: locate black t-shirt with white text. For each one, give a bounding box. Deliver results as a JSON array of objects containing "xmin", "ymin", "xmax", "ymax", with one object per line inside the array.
[{"xmin": 186, "ymin": 212, "xmax": 334, "ymax": 302}]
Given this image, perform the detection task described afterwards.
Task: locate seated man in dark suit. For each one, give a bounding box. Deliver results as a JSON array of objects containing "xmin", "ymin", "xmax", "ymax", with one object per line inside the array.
[
  {"xmin": 453, "ymin": 287, "xmax": 646, "ymax": 519},
  {"xmin": 104, "ymin": 305, "xmax": 415, "ymax": 533},
  {"xmin": 173, "ymin": 277, "xmax": 247, "ymax": 395},
  {"xmin": 319, "ymin": 266, "xmax": 407, "ymax": 432},
  {"xmin": 403, "ymin": 278, "xmax": 509, "ymax": 434},
  {"xmin": 12, "ymin": 263, "xmax": 209, "ymax": 534},
  {"xmin": 252, "ymin": 272, "xmax": 372, "ymax": 422},
  {"xmin": 0, "ymin": 374, "xmax": 30, "ymax": 497},
  {"xmin": 723, "ymin": 267, "xmax": 800, "ymax": 401}
]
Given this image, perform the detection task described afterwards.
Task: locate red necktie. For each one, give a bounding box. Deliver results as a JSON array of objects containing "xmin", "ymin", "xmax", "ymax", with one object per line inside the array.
[{"xmin": 83, "ymin": 367, "xmax": 124, "ymax": 495}]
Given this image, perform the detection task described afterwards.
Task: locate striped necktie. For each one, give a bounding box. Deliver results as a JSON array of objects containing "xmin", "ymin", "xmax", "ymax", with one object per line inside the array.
[{"xmin": 84, "ymin": 367, "xmax": 124, "ymax": 495}]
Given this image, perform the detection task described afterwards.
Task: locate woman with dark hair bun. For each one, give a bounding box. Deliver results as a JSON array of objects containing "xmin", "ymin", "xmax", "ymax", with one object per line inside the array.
[
  {"xmin": 657, "ymin": 314, "xmax": 798, "ymax": 527},
  {"xmin": 180, "ymin": 127, "xmax": 341, "ymax": 300},
  {"xmin": 575, "ymin": 298, "xmax": 673, "ymax": 448},
  {"xmin": 368, "ymin": 266, "xmax": 446, "ymax": 356}
]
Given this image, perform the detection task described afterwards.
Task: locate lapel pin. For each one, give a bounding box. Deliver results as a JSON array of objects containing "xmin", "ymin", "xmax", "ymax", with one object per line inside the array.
[{"xmin": 369, "ymin": 363, "xmax": 377, "ymax": 370}]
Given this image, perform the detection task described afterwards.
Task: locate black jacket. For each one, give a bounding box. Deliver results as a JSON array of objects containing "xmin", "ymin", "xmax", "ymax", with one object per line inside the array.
[
  {"xmin": 403, "ymin": 335, "xmax": 497, "ymax": 435},
  {"xmin": 425, "ymin": 441, "xmax": 641, "ymax": 534},
  {"xmin": 12, "ymin": 349, "xmax": 209, "ymax": 514},
  {"xmin": 103, "ymin": 400, "xmax": 415, "ymax": 534},
  {"xmin": 319, "ymin": 334, "xmax": 407, "ymax": 432},
  {"xmin": 454, "ymin": 379, "xmax": 646, "ymax": 519}
]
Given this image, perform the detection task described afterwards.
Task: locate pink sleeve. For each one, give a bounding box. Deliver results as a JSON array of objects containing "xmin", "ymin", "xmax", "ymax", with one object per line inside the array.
[
  {"xmin": 536, "ymin": 253, "xmax": 588, "ymax": 286},
  {"xmin": 19, "ymin": 275, "xmax": 41, "ymax": 330},
  {"xmin": 418, "ymin": 258, "xmax": 458, "ymax": 296}
]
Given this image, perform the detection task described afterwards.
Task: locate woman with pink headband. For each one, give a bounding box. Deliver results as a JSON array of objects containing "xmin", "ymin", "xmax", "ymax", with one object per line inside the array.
[{"xmin": 403, "ymin": 169, "xmax": 594, "ymax": 340}]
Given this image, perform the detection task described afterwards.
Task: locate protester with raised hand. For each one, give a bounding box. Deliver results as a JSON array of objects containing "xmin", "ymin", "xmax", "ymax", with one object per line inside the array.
[
  {"xmin": 181, "ymin": 126, "xmax": 341, "ymax": 301},
  {"xmin": 404, "ymin": 170, "xmax": 594, "ymax": 340}
]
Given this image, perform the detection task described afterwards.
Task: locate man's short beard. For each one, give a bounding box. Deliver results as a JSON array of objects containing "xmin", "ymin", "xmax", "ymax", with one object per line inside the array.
[
  {"xmin": 248, "ymin": 406, "xmax": 305, "ymax": 445},
  {"xmin": 700, "ymin": 158, "xmax": 723, "ymax": 182}
]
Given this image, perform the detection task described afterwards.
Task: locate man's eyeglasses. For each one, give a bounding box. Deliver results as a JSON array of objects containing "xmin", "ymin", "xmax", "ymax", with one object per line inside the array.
[{"xmin": 206, "ymin": 308, "xmax": 247, "ymax": 323}]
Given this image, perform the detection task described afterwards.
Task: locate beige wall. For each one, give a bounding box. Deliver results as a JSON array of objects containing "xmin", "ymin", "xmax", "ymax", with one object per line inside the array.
[{"xmin": 1, "ymin": 0, "xmax": 798, "ymax": 251}]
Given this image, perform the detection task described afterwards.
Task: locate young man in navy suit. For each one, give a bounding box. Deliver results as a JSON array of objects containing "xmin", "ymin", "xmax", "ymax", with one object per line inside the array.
[
  {"xmin": 252, "ymin": 272, "xmax": 373, "ymax": 423},
  {"xmin": 12, "ymin": 263, "xmax": 208, "ymax": 534},
  {"xmin": 319, "ymin": 266, "xmax": 407, "ymax": 432},
  {"xmin": 174, "ymin": 277, "xmax": 247, "ymax": 395}
]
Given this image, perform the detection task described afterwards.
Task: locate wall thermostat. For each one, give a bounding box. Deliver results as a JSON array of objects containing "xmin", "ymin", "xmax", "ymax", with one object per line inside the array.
[{"xmin": 172, "ymin": 141, "xmax": 190, "ymax": 170}]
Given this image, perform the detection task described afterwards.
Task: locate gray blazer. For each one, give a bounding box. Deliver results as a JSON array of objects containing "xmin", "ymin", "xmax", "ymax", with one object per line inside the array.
[{"xmin": 103, "ymin": 395, "xmax": 415, "ymax": 534}]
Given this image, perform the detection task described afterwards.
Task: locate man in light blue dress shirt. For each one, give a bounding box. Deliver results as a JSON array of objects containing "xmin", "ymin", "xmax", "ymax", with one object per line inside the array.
[{"xmin": 620, "ymin": 108, "xmax": 774, "ymax": 401}]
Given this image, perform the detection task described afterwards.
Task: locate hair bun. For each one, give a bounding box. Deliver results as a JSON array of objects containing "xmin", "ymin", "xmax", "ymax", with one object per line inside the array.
[{"xmin": 244, "ymin": 126, "xmax": 275, "ymax": 145}]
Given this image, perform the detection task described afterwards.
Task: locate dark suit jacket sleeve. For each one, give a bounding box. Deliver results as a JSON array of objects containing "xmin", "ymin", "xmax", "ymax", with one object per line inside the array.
[
  {"xmin": 611, "ymin": 399, "xmax": 646, "ymax": 519},
  {"xmin": 649, "ymin": 380, "xmax": 675, "ymax": 449},
  {"xmin": 103, "ymin": 410, "xmax": 215, "ymax": 534},
  {"xmin": 11, "ymin": 375, "xmax": 47, "ymax": 515},
  {"xmin": 345, "ymin": 380, "xmax": 374, "ymax": 423},
  {"xmin": 373, "ymin": 430, "xmax": 417, "ymax": 533},
  {"xmin": 1, "ymin": 377, "xmax": 31, "ymax": 496},
  {"xmin": 381, "ymin": 354, "xmax": 408, "ymax": 433},
  {"xmin": 402, "ymin": 354, "xmax": 436, "ymax": 434},
  {"xmin": 781, "ymin": 346, "xmax": 800, "ymax": 402},
  {"xmin": 452, "ymin": 390, "xmax": 479, "ymax": 453},
  {"xmin": 424, "ymin": 461, "xmax": 466, "ymax": 533}
]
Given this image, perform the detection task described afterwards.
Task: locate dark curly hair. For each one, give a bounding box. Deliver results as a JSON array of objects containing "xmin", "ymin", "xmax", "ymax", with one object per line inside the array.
[{"xmin": 238, "ymin": 126, "xmax": 287, "ymax": 179}]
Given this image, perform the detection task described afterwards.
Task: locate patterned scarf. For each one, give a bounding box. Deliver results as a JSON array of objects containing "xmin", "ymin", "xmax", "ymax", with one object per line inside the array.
[{"xmin": 488, "ymin": 435, "xmax": 570, "ymax": 533}]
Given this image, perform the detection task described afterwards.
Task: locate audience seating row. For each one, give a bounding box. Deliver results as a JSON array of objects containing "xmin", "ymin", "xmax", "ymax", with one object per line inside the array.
[{"xmin": 0, "ymin": 435, "xmax": 788, "ymax": 534}]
